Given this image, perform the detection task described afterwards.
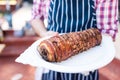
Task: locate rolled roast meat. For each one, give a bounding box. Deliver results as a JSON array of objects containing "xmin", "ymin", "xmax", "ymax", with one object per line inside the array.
[{"xmin": 37, "ymin": 28, "xmax": 102, "ymax": 62}]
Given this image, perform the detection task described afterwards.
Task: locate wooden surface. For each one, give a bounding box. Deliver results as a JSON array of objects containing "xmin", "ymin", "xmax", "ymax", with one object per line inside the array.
[{"xmin": 0, "ymin": 30, "xmax": 39, "ymax": 56}]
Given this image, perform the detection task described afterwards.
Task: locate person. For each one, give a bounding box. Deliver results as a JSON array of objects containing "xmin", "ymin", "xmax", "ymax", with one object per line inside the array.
[{"xmin": 30, "ymin": 0, "xmax": 119, "ymax": 80}]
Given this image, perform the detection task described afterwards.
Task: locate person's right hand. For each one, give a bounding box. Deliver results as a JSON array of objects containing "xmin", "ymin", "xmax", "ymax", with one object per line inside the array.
[{"xmin": 40, "ymin": 31, "xmax": 59, "ymax": 38}]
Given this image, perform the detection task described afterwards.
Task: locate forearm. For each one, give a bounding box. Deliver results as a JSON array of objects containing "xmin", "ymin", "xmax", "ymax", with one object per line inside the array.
[
  {"xmin": 30, "ymin": 19, "xmax": 47, "ymax": 37},
  {"xmin": 96, "ymin": 0, "xmax": 119, "ymax": 41}
]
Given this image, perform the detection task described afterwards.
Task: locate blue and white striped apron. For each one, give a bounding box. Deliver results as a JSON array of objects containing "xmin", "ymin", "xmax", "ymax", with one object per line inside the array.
[
  {"xmin": 43, "ymin": 0, "xmax": 99, "ymax": 80},
  {"xmin": 47, "ymin": 0, "xmax": 97, "ymax": 33}
]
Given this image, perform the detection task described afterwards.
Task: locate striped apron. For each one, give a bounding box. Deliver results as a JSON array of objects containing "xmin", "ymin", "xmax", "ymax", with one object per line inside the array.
[{"xmin": 42, "ymin": 0, "xmax": 99, "ymax": 80}]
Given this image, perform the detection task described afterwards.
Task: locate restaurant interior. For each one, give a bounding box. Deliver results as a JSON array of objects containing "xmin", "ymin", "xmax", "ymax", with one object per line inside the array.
[{"xmin": 0, "ymin": 0, "xmax": 120, "ymax": 80}]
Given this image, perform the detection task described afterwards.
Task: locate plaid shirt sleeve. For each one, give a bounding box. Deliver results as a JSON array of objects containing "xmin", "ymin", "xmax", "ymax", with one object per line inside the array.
[
  {"xmin": 32, "ymin": 0, "xmax": 50, "ymax": 21},
  {"xmin": 96, "ymin": 0, "xmax": 119, "ymax": 39}
]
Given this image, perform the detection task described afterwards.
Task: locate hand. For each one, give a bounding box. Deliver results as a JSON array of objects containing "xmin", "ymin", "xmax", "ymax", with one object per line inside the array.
[
  {"xmin": 40, "ymin": 31, "xmax": 59, "ymax": 38},
  {"xmin": 103, "ymin": 33, "xmax": 115, "ymax": 42}
]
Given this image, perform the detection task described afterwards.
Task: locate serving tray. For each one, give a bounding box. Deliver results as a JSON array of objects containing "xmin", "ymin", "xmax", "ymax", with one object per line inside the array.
[{"xmin": 15, "ymin": 34, "xmax": 115, "ymax": 73}]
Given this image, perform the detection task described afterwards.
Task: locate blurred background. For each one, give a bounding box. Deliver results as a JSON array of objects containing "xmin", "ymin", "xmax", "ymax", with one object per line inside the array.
[{"xmin": 0, "ymin": 0, "xmax": 120, "ymax": 80}]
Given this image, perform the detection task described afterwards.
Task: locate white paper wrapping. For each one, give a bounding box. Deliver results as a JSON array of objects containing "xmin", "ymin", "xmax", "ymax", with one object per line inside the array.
[{"xmin": 15, "ymin": 34, "xmax": 115, "ymax": 73}]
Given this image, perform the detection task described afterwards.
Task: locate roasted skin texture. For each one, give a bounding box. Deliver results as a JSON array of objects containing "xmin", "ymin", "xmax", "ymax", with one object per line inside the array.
[{"xmin": 37, "ymin": 28, "xmax": 102, "ymax": 62}]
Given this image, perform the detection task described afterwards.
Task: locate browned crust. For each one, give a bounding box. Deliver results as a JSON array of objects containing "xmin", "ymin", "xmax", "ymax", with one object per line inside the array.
[{"xmin": 37, "ymin": 28, "xmax": 102, "ymax": 62}]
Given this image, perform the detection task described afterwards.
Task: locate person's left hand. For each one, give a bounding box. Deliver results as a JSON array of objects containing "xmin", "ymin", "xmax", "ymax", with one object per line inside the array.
[{"xmin": 103, "ymin": 33, "xmax": 115, "ymax": 42}]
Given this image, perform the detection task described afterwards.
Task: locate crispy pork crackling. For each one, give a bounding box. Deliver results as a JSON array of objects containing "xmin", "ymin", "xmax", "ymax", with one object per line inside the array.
[{"xmin": 37, "ymin": 28, "xmax": 102, "ymax": 62}]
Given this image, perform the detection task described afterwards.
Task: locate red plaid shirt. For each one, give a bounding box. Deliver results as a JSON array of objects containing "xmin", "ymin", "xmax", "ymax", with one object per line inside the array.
[{"xmin": 32, "ymin": 0, "xmax": 119, "ymax": 39}]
